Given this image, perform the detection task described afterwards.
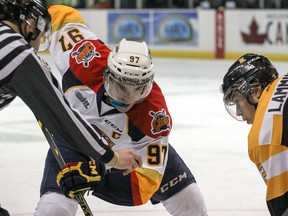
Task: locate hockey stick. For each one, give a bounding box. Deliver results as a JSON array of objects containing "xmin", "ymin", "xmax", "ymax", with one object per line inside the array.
[{"xmin": 38, "ymin": 121, "xmax": 94, "ymax": 216}]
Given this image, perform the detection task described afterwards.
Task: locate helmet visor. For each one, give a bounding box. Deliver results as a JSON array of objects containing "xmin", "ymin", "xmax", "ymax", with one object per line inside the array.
[
  {"xmin": 38, "ymin": 26, "xmax": 52, "ymax": 52},
  {"xmin": 222, "ymin": 77, "xmax": 251, "ymax": 121},
  {"xmin": 224, "ymin": 92, "xmax": 245, "ymax": 121},
  {"xmin": 104, "ymin": 69, "xmax": 153, "ymax": 108},
  {"xmin": 25, "ymin": 8, "xmax": 52, "ymax": 48}
]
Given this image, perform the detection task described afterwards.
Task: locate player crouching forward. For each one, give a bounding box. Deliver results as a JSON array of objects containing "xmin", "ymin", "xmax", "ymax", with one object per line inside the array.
[
  {"xmin": 34, "ymin": 5, "xmax": 208, "ymax": 216},
  {"xmin": 221, "ymin": 53, "xmax": 288, "ymax": 215}
]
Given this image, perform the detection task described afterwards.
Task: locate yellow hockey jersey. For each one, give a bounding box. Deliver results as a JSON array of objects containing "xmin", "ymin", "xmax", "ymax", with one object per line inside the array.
[{"xmin": 248, "ymin": 74, "xmax": 288, "ymax": 202}]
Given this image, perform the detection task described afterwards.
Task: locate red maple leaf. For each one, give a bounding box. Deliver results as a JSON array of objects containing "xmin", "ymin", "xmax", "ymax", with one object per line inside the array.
[{"xmin": 241, "ymin": 17, "xmax": 267, "ymax": 44}]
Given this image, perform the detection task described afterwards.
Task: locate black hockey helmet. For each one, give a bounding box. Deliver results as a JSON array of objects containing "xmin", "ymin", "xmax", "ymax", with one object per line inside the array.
[
  {"xmin": 0, "ymin": 0, "xmax": 51, "ymax": 40},
  {"xmin": 221, "ymin": 53, "xmax": 279, "ymax": 105}
]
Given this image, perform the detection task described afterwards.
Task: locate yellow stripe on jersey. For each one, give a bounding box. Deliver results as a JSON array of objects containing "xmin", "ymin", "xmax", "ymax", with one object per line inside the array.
[
  {"xmin": 250, "ymin": 145, "xmax": 287, "ymax": 166},
  {"xmin": 266, "ymin": 170, "xmax": 288, "ymax": 201},
  {"xmin": 250, "ymin": 146, "xmax": 288, "ymax": 201},
  {"xmin": 248, "ymin": 75, "xmax": 288, "ymax": 201},
  {"xmin": 64, "ymin": 85, "xmax": 88, "ymax": 95},
  {"xmin": 135, "ymin": 168, "xmax": 163, "ymax": 204},
  {"xmin": 48, "ymin": 5, "xmax": 85, "ymax": 33}
]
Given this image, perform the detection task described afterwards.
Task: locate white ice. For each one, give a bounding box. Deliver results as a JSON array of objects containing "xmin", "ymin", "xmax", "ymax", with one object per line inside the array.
[{"xmin": 1, "ymin": 55, "xmax": 287, "ymax": 216}]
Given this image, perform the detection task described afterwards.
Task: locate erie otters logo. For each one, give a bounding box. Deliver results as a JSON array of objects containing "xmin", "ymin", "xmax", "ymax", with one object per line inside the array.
[
  {"xmin": 71, "ymin": 41, "xmax": 101, "ymax": 67},
  {"xmin": 97, "ymin": 128, "xmax": 115, "ymax": 149},
  {"xmin": 149, "ymin": 109, "xmax": 171, "ymax": 134}
]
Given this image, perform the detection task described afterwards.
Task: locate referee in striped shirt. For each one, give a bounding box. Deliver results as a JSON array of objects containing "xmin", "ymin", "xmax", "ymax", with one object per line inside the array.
[{"xmin": 0, "ymin": 1, "xmax": 142, "ymax": 214}]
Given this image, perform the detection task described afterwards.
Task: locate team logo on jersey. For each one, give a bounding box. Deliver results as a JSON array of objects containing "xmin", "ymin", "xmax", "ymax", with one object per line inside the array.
[
  {"xmin": 71, "ymin": 42, "xmax": 101, "ymax": 68},
  {"xmin": 149, "ymin": 109, "xmax": 171, "ymax": 134},
  {"xmin": 75, "ymin": 91, "xmax": 90, "ymax": 109},
  {"xmin": 98, "ymin": 129, "xmax": 115, "ymax": 148},
  {"xmin": 257, "ymin": 163, "xmax": 267, "ymax": 183}
]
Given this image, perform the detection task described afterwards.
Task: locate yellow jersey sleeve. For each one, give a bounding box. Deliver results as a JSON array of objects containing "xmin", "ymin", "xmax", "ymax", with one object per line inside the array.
[{"xmin": 249, "ymin": 75, "xmax": 288, "ymax": 201}]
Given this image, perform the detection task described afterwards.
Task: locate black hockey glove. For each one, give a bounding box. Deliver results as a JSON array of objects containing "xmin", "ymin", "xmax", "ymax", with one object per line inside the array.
[{"xmin": 56, "ymin": 160, "xmax": 105, "ymax": 199}]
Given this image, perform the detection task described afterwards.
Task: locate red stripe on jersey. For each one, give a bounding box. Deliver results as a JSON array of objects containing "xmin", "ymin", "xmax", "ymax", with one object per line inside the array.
[{"xmin": 131, "ymin": 171, "xmax": 143, "ymax": 205}]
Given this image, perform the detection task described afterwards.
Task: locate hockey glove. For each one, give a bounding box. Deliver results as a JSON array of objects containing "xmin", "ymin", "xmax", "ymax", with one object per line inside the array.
[{"xmin": 56, "ymin": 160, "xmax": 105, "ymax": 199}]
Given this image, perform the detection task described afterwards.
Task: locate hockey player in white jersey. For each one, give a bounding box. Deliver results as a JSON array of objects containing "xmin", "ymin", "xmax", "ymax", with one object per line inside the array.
[{"xmin": 35, "ymin": 5, "xmax": 208, "ymax": 216}]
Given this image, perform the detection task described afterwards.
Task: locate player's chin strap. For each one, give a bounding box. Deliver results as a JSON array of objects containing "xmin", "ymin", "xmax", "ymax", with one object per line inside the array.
[{"xmin": 24, "ymin": 32, "xmax": 33, "ymax": 43}]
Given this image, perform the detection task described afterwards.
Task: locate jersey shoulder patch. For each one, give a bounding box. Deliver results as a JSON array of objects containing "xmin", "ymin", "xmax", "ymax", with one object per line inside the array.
[
  {"xmin": 149, "ymin": 109, "xmax": 171, "ymax": 135},
  {"xmin": 127, "ymin": 82, "xmax": 172, "ymax": 138},
  {"xmin": 69, "ymin": 39, "xmax": 111, "ymax": 91}
]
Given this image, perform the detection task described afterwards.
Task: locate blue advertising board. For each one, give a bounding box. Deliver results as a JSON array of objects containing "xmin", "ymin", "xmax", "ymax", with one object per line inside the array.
[
  {"xmin": 108, "ymin": 10, "xmax": 198, "ymax": 46},
  {"xmin": 108, "ymin": 12, "xmax": 150, "ymax": 44},
  {"xmin": 153, "ymin": 11, "xmax": 198, "ymax": 45}
]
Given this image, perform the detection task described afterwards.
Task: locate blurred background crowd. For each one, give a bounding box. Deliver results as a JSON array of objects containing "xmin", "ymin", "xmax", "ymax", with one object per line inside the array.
[{"xmin": 45, "ymin": 0, "xmax": 288, "ymax": 9}]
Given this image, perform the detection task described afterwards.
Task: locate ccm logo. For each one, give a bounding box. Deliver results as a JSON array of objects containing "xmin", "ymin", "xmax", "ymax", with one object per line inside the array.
[
  {"xmin": 124, "ymin": 71, "xmax": 140, "ymax": 77},
  {"xmin": 160, "ymin": 172, "xmax": 187, "ymax": 193}
]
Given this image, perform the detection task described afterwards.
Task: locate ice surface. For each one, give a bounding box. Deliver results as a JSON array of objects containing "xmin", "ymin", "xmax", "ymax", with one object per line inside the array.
[{"xmin": 1, "ymin": 55, "xmax": 286, "ymax": 215}]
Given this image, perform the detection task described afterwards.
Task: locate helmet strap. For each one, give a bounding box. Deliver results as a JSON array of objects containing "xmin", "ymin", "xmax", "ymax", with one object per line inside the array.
[
  {"xmin": 103, "ymin": 91, "xmax": 112, "ymax": 106},
  {"xmin": 25, "ymin": 31, "xmax": 33, "ymax": 43}
]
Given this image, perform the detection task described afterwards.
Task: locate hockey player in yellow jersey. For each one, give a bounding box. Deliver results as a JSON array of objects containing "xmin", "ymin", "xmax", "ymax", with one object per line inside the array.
[{"xmin": 220, "ymin": 53, "xmax": 288, "ymax": 216}]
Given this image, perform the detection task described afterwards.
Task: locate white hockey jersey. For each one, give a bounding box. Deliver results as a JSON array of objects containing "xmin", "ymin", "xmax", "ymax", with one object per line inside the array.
[{"xmin": 48, "ymin": 5, "xmax": 171, "ymax": 205}]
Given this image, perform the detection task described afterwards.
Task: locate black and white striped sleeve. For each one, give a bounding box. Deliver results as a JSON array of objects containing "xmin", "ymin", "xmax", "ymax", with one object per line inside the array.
[{"xmin": 0, "ymin": 22, "xmax": 114, "ymax": 163}]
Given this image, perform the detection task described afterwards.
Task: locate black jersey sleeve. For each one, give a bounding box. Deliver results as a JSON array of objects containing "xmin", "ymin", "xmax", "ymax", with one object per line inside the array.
[
  {"xmin": 9, "ymin": 53, "xmax": 114, "ymax": 163},
  {"xmin": 267, "ymin": 191, "xmax": 288, "ymax": 216}
]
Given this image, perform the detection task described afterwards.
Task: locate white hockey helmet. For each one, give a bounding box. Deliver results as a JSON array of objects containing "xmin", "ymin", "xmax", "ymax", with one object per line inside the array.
[
  {"xmin": 104, "ymin": 38, "xmax": 154, "ymax": 112},
  {"xmin": 107, "ymin": 38, "xmax": 154, "ymax": 84}
]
